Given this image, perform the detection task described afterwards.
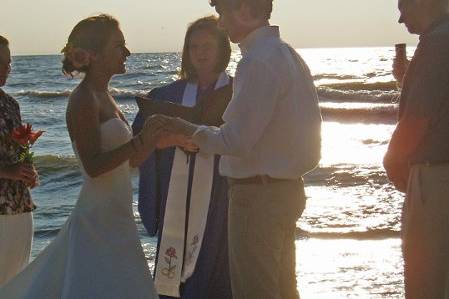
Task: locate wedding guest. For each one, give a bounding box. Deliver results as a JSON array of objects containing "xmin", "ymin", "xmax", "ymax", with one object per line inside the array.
[
  {"xmin": 150, "ymin": 0, "xmax": 322, "ymax": 298},
  {"xmin": 132, "ymin": 16, "xmax": 233, "ymax": 299},
  {"xmin": 384, "ymin": 0, "xmax": 449, "ymax": 298},
  {"xmin": 0, "ymin": 35, "xmax": 39, "ymax": 286}
]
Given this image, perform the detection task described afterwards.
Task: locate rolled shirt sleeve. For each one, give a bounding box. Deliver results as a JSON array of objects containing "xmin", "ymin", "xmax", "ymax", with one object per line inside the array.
[{"xmin": 193, "ymin": 59, "xmax": 281, "ymax": 157}]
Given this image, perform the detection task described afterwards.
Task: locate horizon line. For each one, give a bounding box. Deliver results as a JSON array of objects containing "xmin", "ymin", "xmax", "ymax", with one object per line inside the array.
[{"xmin": 11, "ymin": 44, "xmax": 418, "ymax": 57}]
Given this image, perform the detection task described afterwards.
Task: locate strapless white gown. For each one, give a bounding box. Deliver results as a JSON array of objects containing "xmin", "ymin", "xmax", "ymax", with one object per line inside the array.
[{"xmin": 0, "ymin": 118, "xmax": 159, "ymax": 299}]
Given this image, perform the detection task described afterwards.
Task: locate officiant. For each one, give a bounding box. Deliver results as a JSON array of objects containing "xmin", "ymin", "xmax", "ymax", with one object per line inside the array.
[{"xmin": 132, "ymin": 16, "xmax": 233, "ymax": 299}]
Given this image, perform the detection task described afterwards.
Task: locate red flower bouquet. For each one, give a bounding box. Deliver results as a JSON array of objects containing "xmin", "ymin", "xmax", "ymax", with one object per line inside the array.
[{"xmin": 10, "ymin": 123, "xmax": 44, "ymax": 163}]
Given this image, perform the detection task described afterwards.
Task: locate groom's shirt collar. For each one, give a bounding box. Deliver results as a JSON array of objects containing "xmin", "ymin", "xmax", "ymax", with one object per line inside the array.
[{"xmin": 238, "ymin": 26, "xmax": 280, "ymax": 57}]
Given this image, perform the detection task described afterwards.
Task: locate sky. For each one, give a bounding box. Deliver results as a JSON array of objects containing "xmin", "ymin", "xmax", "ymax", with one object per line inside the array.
[{"xmin": 0, "ymin": 0, "xmax": 418, "ymax": 55}]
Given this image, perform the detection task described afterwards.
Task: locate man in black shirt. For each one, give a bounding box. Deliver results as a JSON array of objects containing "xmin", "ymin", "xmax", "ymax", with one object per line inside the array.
[{"xmin": 384, "ymin": 0, "xmax": 449, "ymax": 297}]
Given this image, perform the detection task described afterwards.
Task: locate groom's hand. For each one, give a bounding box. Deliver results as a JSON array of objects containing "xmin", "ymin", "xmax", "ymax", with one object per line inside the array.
[
  {"xmin": 156, "ymin": 132, "xmax": 199, "ymax": 152},
  {"xmin": 168, "ymin": 117, "xmax": 198, "ymax": 137},
  {"xmin": 179, "ymin": 136, "xmax": 199, "ymax": 153}
]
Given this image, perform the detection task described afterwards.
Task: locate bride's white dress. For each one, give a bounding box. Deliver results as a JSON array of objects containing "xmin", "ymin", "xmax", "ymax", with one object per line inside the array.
[{"xmin": 0, "ymin": 118, "xmax": 159, "ymax": 299}]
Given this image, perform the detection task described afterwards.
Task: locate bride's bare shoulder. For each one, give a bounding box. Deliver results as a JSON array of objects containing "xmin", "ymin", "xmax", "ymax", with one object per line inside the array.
[
  {"xmin": 68, "ymin": 85, "xmax": 99, "ymax": 113},
  {"xmin": 66, "ymin": 85, "xmax": 100, "ymax": 135}
]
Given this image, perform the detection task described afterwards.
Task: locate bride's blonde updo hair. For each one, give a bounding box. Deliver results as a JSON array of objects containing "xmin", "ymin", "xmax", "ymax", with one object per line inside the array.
[{"xmin": 61, "ymin": 14, "xmax": 120, "ymax": 76}]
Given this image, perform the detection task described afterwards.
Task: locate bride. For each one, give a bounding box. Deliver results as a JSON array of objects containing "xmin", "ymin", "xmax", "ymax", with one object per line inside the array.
[{"xmin": 0, "ymin": 14, "xmax": 162, "ymax": 298}]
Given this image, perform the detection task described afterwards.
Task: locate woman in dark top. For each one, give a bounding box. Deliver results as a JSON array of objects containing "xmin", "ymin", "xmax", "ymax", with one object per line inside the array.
[{"xmin": 0, "ymin": 35, "xmax": 39, "ymax": 286}]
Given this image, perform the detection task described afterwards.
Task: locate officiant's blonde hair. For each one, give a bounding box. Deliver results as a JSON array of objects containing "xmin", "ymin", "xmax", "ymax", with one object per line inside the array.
[{"xmin": 179, "ymin": 16, "xmax": 231, "ymax": 81}]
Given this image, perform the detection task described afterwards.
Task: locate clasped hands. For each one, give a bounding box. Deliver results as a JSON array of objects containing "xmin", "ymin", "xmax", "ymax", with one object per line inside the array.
[{"xmin": 142, "ymin": 114, "xmax": 200, "ymax": 152}]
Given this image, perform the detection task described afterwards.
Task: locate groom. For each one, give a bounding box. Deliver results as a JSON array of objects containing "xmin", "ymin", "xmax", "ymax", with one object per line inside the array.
[{"xmin": 153, "ymin": 0, "xmax": 322, "ymax": 298}]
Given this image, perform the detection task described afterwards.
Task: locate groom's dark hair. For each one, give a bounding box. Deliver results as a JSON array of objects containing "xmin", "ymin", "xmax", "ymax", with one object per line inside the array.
[{"xmin": 209, "ymin": 0, "xmax": 273, "ymax": 20}]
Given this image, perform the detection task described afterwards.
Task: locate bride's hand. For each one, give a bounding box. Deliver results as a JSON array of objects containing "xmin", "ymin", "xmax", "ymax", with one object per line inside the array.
[
  {"xmin": 149, "ymin": 114, "xmax": 198, "ymax": 136},
  {"xmin": 139, "ymin": 116, "xmax": 169, "ymax": 146}
]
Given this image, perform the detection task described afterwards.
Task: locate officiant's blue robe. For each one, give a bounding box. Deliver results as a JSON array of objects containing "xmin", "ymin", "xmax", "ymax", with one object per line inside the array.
[{"xmin": 132, "ymin": 80, "xmax": 232, "ymax": 299}]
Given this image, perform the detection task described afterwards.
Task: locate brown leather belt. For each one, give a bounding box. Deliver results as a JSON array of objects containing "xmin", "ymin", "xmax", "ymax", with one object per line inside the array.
[{"xmin": 227, "ymin": 175, "xmax": 296, "ymax": 185}]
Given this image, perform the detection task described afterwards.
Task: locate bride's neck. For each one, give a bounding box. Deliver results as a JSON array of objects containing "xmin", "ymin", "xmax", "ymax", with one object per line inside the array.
[{"xmin": 83, "ymin": 69, "xmax": 111, "ymax": 92}]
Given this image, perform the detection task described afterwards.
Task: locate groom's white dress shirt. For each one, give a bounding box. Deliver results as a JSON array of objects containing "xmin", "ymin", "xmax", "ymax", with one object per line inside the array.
[{"xmin": 192, "ymin": 26, "xmax": 321, "ymax": 179}]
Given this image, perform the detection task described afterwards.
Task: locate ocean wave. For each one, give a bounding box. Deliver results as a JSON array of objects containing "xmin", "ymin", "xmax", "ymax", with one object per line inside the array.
[
  {"xmin": 34, "ymin": 228, "xmax": 61, "ymax": 238},
  {"xmin": 319, "ymin": 103, "xmax": 398, "ymax": 123},
  {"xmin": 306, "ymin": 166, "xmax": 390, "ymax": 186},
  {"xmin": 317, "ymin": 81, "xmax": 400, "ymax": 104},
  {"xmin": 15, "ymin": 89, "xmax": 72, "ymax": 98},
  {"xmin": 109, "ymin": 87, "xmax": 148, "ymax": 98},
  {"xmin": 297, "ymin": 228, "xmax": 400, "ymax": 240},
  {"xmin": 320, "ymin": 81, "xmax": 398, "ymax": 91},
  {"xmin": 14, "ymin": 88, "xmax": 149, "ymax": 99},
  {"xmin": 313, "ymin": 73, "xmax": 361, "ymax": 81},
  {"xmin": 318, "ymin": 87, "xmax": 399, "ymax": 103},
  {"xmin": 34, "ymin": 154, "xmax": 79, "ymax": 176},
  {"xmin": 14, "ymin": 81, "xmax": 400, "ymax": 104}
]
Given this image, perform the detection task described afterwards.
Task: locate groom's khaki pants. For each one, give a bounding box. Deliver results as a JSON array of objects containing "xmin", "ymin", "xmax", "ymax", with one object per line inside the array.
[
  {"xmin": 402, "ymin": 164, "xmax": 449, "ymax": 299},
  {"xmin": 228, "ymin": 178, "xmax": 306, "ymax": 299}
]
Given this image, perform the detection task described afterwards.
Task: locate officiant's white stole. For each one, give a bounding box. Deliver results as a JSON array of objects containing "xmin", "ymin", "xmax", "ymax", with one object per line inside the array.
[{"xmin": 154, "ymin": 72, "xmax": 230, "ymax": 297}]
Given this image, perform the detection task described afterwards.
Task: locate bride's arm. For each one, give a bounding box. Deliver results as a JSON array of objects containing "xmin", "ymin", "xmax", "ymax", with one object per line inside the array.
[
  {"xmin": 128, "ymin": 123, "xmax": 161, "ymax": 168},
  {"xmin": 69, "ymin": 92, "xmax": 164, "ymax": 177}
]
